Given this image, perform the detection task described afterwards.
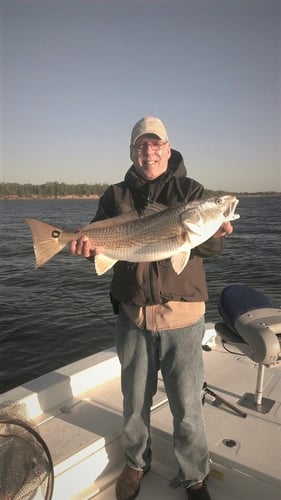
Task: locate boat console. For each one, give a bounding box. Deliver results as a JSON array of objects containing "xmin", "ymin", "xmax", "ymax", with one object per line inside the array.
[{"xmin": 215, "ymin": 285, "xmax": 281, "ymax": 412}]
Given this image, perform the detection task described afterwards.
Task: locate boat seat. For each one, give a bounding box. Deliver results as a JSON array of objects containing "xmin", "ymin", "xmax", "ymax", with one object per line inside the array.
[{"xmin": 215, "ymin": 285, "xmax": 281, "ymax": 366}]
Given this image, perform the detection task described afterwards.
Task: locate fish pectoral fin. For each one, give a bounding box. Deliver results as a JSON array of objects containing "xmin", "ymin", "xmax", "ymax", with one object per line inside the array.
[
  {"xmin": 182, "ymin": 221, "xmax": 202, "ymax": 235},
  {"xmin": 171, "ymin": 250, "xmax": 191, "ymax": 274},
  {"xmin": 94, "ymin": 254, "xmax": 118, "ymax": 275}
]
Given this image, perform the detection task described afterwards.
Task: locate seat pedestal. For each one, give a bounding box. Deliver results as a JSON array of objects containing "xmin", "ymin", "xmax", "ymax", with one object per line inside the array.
[{"xmin": 214, "ymin": 285, "xmax": 281, "ymax": 414}]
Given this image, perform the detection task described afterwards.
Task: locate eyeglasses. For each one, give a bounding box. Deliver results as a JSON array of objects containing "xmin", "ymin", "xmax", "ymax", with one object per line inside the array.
[{"xmin": 133, "ymin": 140, "xmax": 168, "ymax": 152}]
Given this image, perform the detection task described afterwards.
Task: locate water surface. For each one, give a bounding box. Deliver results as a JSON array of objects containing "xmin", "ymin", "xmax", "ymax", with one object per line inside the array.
[{"xmin": 1, "ymin": 196, "xmax": 280, "ymax": 393}]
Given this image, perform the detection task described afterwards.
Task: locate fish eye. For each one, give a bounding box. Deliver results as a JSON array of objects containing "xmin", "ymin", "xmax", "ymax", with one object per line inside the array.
[
  {"xmin": 52, "ymin": 230, "xmax": 60, "ymax": 238},
  {"xmin": 215, "ymin": 198, "xmax": 223, "ymax": 205}
]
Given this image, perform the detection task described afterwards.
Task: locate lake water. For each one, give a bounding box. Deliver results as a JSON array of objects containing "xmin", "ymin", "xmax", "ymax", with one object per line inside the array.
[{"xmin": 1, "ymin": 196, "xmax": 280, "ymax": 394}]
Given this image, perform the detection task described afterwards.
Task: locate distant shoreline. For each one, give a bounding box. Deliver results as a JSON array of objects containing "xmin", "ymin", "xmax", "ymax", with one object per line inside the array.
[
  {"xmin": 1, "ymin": 193, "xmax": 280, "ymax": 200},
  {"xmin": 0, "ymin": 194, "xmax": 101, "ymax": 200}
]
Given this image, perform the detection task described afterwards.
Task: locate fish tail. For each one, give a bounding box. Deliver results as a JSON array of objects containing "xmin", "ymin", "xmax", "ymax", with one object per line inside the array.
[{"xmin": 24, "ymin": 217, "xmax": 67, "ymax": 268}]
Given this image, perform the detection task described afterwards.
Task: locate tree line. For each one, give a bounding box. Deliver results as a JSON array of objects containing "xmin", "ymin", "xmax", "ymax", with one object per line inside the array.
[
  {"xmin": 0, "ymin": 182, "xmax": 279, "ymax": 198},
  {"xmin": 0, "ymin": 182, "xmax": 109, "ymax": 198}
]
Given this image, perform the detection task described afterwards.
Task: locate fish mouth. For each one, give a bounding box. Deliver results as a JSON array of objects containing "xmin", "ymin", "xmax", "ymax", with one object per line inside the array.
[{"xmin": 223, "ymin": 197, "xmax": 240, "ymax": 219}]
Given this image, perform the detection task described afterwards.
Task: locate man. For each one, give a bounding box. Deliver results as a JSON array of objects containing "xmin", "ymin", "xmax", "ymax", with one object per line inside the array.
[{"xmin": 70, "ymin": 116, "xmax": 233, "ymax": 500}]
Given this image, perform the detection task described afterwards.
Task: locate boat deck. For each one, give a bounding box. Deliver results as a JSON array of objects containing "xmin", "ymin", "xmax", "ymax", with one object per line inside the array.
[{"xmin": 0, "ymin": 326, "xmax": 280, "ymax": 499}]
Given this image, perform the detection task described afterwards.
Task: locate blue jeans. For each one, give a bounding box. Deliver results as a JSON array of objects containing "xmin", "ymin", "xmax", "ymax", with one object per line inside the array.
[{"xmin": 113, "ymin": 310, "xmax": 210, "ymax": 485}]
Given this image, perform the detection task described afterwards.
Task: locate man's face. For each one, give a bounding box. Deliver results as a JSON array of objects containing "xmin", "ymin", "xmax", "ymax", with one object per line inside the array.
[{"xmin": 130, "ymin": 133, "xmax": 171, "ymax": 181}]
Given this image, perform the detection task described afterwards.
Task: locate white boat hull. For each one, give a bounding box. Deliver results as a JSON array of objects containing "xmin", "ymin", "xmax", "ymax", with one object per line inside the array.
[{"xmin": 0, "ymin": 324, "xmax": 280, "ymax": 499}]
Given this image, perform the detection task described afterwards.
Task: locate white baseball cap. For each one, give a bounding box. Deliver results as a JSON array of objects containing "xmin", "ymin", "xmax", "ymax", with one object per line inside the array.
[{"xmin": 130, "ymin": 116, "xmax": 169, "ymax": 145}]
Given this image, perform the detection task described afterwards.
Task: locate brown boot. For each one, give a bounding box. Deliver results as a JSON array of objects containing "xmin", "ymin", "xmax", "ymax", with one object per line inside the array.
[
  {"xmin": 115, "ymin": 464, "xmax": 148, "ymax": 500},
  {"xmin": 186, "ymin": 481, "xmax": 212, "ymax": 500}
]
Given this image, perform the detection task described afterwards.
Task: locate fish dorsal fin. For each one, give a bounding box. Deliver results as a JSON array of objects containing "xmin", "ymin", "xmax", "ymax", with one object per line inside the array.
[
  {"xmin": 94, "ymin": 254, "xmax": 118, "ymax": 275},
  {"xmin": 171, "ymin": 250, "xmax": 191, "ymax": 274},
  {"xmin": 83, "ymin": 211, "xmax": 139, "ymax": 231},
  {"xmin": 82, "ymin": 203, "xmax": 167, "ymax": 232},
  {"xmin": 140, "ymin": 202, "xmax": 167, "ymax": 216}
]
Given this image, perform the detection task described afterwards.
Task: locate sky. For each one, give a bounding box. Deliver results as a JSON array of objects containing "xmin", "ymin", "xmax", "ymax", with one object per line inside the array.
[{"xmin": 1, "ymin": 0, "xmax": 280, "ymax": 192}]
